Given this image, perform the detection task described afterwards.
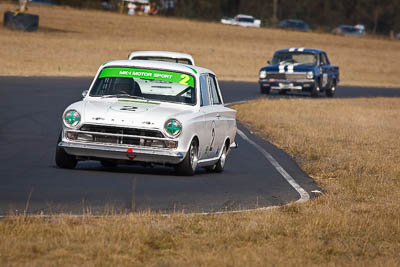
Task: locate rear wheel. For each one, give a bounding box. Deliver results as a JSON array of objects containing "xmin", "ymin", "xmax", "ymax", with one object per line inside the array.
[
  {"xmin": 55, "ymin": 133, "xmax": 77, "ymax": 169},
  {"xmin": 204, "ymin": 144, "xmax": 228, "ymax": 173},
  {"xmin": 214, "ymin": 145, "xmax": 227, "ymax": 173},
  {"xmin": 325, "ymin": 81, "xmax": 336, "ymax": 97},
  {"xmin": 176, "ymin": 139, "xmax": 198, "ymax": 176}
]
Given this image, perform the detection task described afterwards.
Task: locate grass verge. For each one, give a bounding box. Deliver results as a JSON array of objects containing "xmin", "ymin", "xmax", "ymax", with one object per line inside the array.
[
  {"xmin": 1, "ymin": 3, "xmax": 400, "ymax": 87},
  {"xmin": 1, "ymin": 97, "xmax": 400, "ymax": 266}
]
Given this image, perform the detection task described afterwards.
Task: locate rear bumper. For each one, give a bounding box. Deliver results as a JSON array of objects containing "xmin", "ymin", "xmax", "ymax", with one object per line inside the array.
[{"xmin": 59, "ymin": 141, "xmax": 186, "ymax": 164}]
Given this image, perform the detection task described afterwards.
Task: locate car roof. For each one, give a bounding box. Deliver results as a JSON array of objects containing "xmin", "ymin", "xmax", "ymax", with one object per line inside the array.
[
  {"xmin": 338, "ymin": 25, "xmax": 354, "ymax": 28},
  {"xmin": 275, "ymin": 47, "xmax": 323, "ymax": 54},
  {"xmin": 235, "ymin": 14, "xmax": 255, "ymax": 19},
  {"xmin": 101, "ymin": 60, "xmax": 214, "ymax": 77},
  {"xmin": 128, "ymin": 50, "xmax": 195, "ymax": 64},
  {"xmin": 283, "ymin": 19, "xmax": 306, "ymax": 24}
]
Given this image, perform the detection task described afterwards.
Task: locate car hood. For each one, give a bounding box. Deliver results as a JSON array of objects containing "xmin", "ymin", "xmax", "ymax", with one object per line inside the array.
[
  {"xmin": 261, "ymin": 64, "xmax": 315, "ymax": 73},
  {"xmin": 71, "ymin": 99, "xmax": 195, "ymax": 129}
]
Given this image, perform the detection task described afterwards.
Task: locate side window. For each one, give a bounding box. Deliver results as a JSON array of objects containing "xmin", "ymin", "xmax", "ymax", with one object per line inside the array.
[
  {"xmin": 199, "ymin": 74, "xmax": 210, "ymax": 106},
  {"xmin": 208, "ymin": 75, "xmax": 222, "ymax": 105},
  {"xmin": 323, "ymin": 53, "xmax": 330, "ymax": 65},
  {"xmin": 320, "ymin": 53, "xmax": 328, "ymax": 65}
]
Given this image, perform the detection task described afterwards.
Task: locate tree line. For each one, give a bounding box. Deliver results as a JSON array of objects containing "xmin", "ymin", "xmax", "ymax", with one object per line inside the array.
[
  {"xmin": 172, "ymin": 0, "xmax": 400, "ymax": 34},
  {"xmin": 44, "ymin": 0, "xmax": 400, "ymax": 34}
]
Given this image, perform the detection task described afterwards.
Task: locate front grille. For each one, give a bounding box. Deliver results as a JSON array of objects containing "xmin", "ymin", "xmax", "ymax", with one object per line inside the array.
[
  {"xmin": 65, "ymin": 124, "xmax": 177, "ymax": 148},
  {"xmin": 267, "ymin": 73, "xmax": 307, "ymax": 80},
  {"xmin": 267, "ymin": 73, "xmax": 285, "ymax": 79},
  {"xmin": 80, "ymin": 124, "xmax": 163, "ymax": 138}
]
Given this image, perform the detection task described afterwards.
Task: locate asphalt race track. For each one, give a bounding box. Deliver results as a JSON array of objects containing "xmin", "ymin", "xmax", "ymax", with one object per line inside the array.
[{"xmin": 1, "ymin": 76, "xmax": 400, "ymax": 215}]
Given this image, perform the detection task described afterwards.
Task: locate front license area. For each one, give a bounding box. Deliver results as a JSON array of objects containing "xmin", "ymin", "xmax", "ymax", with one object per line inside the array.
[
  {"xmin": 90, "ymin": 67, "xmax": 196, "ymax": 105},
  {"xmin": 279, "ymin": 83, "xmax": 294, "ymax": 89}
]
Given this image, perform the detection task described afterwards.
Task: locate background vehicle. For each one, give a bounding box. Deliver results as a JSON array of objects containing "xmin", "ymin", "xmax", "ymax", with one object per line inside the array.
[
  {"xmin": 221, "ymin": 14, "xmax": 261, "ymax": 28},
  {"xmin": 128, "ymin": 51, "xmax": 195, "ymax": 65},
  {"xmin": 277, "ymin": 19, "xmax": 310, "ymax": 32},
  {"xmin": 332, "ymin": 24, "xmax": 366, "ymax": 37},
  {"xmin": 56, "ymin": 60, "xmax": 236, "ymax": 175},
  {"xmin": 258, "ymin": 48, "xmax": 339, "ymax": 97}
]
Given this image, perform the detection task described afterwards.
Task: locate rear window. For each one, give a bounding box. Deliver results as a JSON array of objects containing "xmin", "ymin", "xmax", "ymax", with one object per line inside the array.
[{"xmin": 131, "ymin": 56, "xmax": 193, "ymax": 65}]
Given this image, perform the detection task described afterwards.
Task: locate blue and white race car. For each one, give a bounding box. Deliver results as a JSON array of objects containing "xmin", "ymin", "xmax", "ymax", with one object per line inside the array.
[{"xmin": 259, "ymin": 48, "xmax": 340, "ymax": 97}]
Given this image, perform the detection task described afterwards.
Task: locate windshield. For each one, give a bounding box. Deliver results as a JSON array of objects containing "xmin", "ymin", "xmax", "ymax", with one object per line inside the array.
[
  {"xmin": 131, "ymin": 56, "xmax": 193, "ymax": 65},
  {"xmin": 272, "ymin": 52, "xmax": 317, "ymax": 65},
  {"xmin": 341, "ymin": 26, "xmax": 361, "ymax": 34},
  {"xmin": 237, "ymin": 17, "xmax": 254, "ymax": 23},
  {"xmin": 89, "ymin": 67, "xmax": 196, "ymax": 105}
]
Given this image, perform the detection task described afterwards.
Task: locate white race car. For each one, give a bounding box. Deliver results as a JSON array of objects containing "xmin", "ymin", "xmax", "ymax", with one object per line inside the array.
[
  {"xmin": 128, "ymin": 51, "xmax": 195, "ymax": 66},
  {"xmin": 56, "ymin": 60, "xmax": 237, "ymax": 175},
  {"xmin": 221, "ymin": 14, "xmax": 261, "ymax": 28}
]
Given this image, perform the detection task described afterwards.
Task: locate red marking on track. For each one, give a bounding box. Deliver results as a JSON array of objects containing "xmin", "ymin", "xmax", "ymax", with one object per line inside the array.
[{"xmin": 126, "ymin": 148, "xmax": 136, "ymax": 160}]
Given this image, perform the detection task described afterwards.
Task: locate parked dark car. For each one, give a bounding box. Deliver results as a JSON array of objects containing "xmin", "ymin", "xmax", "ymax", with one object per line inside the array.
[
  {"xmin": 258, "ymin": 48, "xmax": 339, "ymax": 97},
  {"xmin": 277, "ymin": 19, "xmax": 310, "ymax": 32},
  {"xmin": 332, "ymin": 25, "xmax": 365, "ymax": 37}
]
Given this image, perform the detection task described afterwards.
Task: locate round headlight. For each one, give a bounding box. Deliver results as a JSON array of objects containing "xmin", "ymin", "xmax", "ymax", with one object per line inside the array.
[
  {"xmin": 259, "ymin": 70, "xmax": 267, "ymax": 79},
  {"xmin": 307, "ymin": 71, "xmax": 314, "ymax": 79},
  {"xmin": 63, "ymin": 110, "xmax": 81, "ymax": 128},
  {"xmin": 164, "ymin": 119, "xmax": 182, "ymax": 138}
]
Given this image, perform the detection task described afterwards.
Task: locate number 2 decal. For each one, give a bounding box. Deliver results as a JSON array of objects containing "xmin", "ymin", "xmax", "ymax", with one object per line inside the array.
[{"xmin": 179, "ymin": 74, "xmax": 190, "ymax": 85}]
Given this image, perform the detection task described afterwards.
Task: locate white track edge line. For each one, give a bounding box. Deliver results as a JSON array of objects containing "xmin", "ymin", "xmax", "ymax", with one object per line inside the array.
[
  {"xmin": 236, "ymin": 129, "xmax": 310, "ymax": 203},
  {"xmin": 0, "ymin": 100, "xmax": 310, "ymax": 219}
]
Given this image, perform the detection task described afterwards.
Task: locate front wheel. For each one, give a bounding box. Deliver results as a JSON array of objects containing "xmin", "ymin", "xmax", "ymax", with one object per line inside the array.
[
  {"xmin": 55, "ymin": 133, "xmax": 77, "ymax": 169},
  {"xmin": 325, "ymin": 81, "xmax": 336, "ymax": 97},
  {"xmin": 260, "ymin": 86, "xmax": 270, "ymax": 94},
  {"xmin": 176, "ymin": 139, "xmax": 199, "ymax": 176},
  {"xmin": 278, "ymin": 90, "xmax": 287, "ymax": 95},
  {"xmin": 204, "ymin": 144, "xmax": 228, "ymax": 173},
  {"xmin": 311, "ymin": 81, "xmax": 320, "ymax": 97}
]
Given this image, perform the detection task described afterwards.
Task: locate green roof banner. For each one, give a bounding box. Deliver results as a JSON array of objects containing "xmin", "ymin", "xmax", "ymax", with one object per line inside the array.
[{"xmin": 99, "ymin": 67, "xmax": 195, "ymax": 88}]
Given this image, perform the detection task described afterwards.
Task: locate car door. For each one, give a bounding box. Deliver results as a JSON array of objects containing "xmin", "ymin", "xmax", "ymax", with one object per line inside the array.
[
  {"xmin": 208, "ymin": 74, "xmax": 226, "ymax": 157},
  {"xmin": 198, "ymin": 74, "xmax": 216, "ymax": 160}
]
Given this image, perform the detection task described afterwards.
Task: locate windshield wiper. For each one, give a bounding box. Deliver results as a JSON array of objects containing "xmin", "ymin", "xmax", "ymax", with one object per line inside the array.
[{"xmin": 101, "ymin": 94, "xmax": 146, "ymax": 100}]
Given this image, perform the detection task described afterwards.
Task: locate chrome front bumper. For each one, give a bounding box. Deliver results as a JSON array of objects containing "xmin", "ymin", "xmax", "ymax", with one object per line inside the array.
[
  {"xmin": 59, "ymin": 141, "xmax": 185, "ymax": 164},
  {"xmin": 259, "ymin": 79, "xmax": 314, "ymax": 90}
]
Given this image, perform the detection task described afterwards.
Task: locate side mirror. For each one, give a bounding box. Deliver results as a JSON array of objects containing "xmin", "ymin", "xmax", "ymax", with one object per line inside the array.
[
  {"xmin": 82, "ymin": 90, "xmax": 88, "ymax": 98},
  {"xmin": 267, "ymin": 60, "xmax": 271, "ymax": 65}
]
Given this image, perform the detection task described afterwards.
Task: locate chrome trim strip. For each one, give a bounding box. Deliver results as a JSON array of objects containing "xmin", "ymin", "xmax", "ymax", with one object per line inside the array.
[
  {"xmin": 65, "ymin": 129, "xmax": 174, "ymax": 142},
  {"xmin": 59, "ymin": 141, "xmax": 181, "ymax": 156}
]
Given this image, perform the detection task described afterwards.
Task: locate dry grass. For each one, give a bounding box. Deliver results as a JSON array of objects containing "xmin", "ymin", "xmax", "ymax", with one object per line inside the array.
[
  {"xmin": 2, "ymin": 2, "xmax": 400, "ymax": 265},
  {"xmin": 1, "ymin": 2, "xmax": 400, "ymax": 87},
  {"xmin": 2, "ymin": 97, "xmax": 400, "ymax": 266}
]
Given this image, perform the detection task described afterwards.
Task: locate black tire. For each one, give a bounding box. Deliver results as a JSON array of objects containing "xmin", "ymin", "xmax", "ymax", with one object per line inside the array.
[
  {"xmin": 55, "ymin": 133, "xmax": 77, "ymax": 169},
  {"xmin": 260, "ymin": 86, "xmax": 270, "ymax": 94},
  {"xmin": 176, "ymin": 139, "xmax": 199, "ymax": 176},
  {"xmin": 311, "ymin": 81, "xmax": 320, "ymax": 97},
  {"xmin": 3, "ymin": 11, "xmax": 39, "ymax": 32},
  {"xmin": 214, "ymin": 145, "xmax": 227, "ymax": 173},
  {"xmin": 204, "ymin": 144, "xmax": 228, "ymax": 173},
  {"xmin": 278, "ymin": 90, "xmax": 287, "ymax": 95},
  {"xmin": 100, "ymin": 160, "xmax": 118, "ymax": 168},
  {"xmin": 325, "ymin": 81, "xmax": 336, "ymax": 97}
]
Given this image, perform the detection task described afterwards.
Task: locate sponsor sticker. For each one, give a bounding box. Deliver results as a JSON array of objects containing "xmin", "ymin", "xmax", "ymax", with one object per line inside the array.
[{"xmin": 99, "ymin": 67, "xmax": 195, "ymax": 87}]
